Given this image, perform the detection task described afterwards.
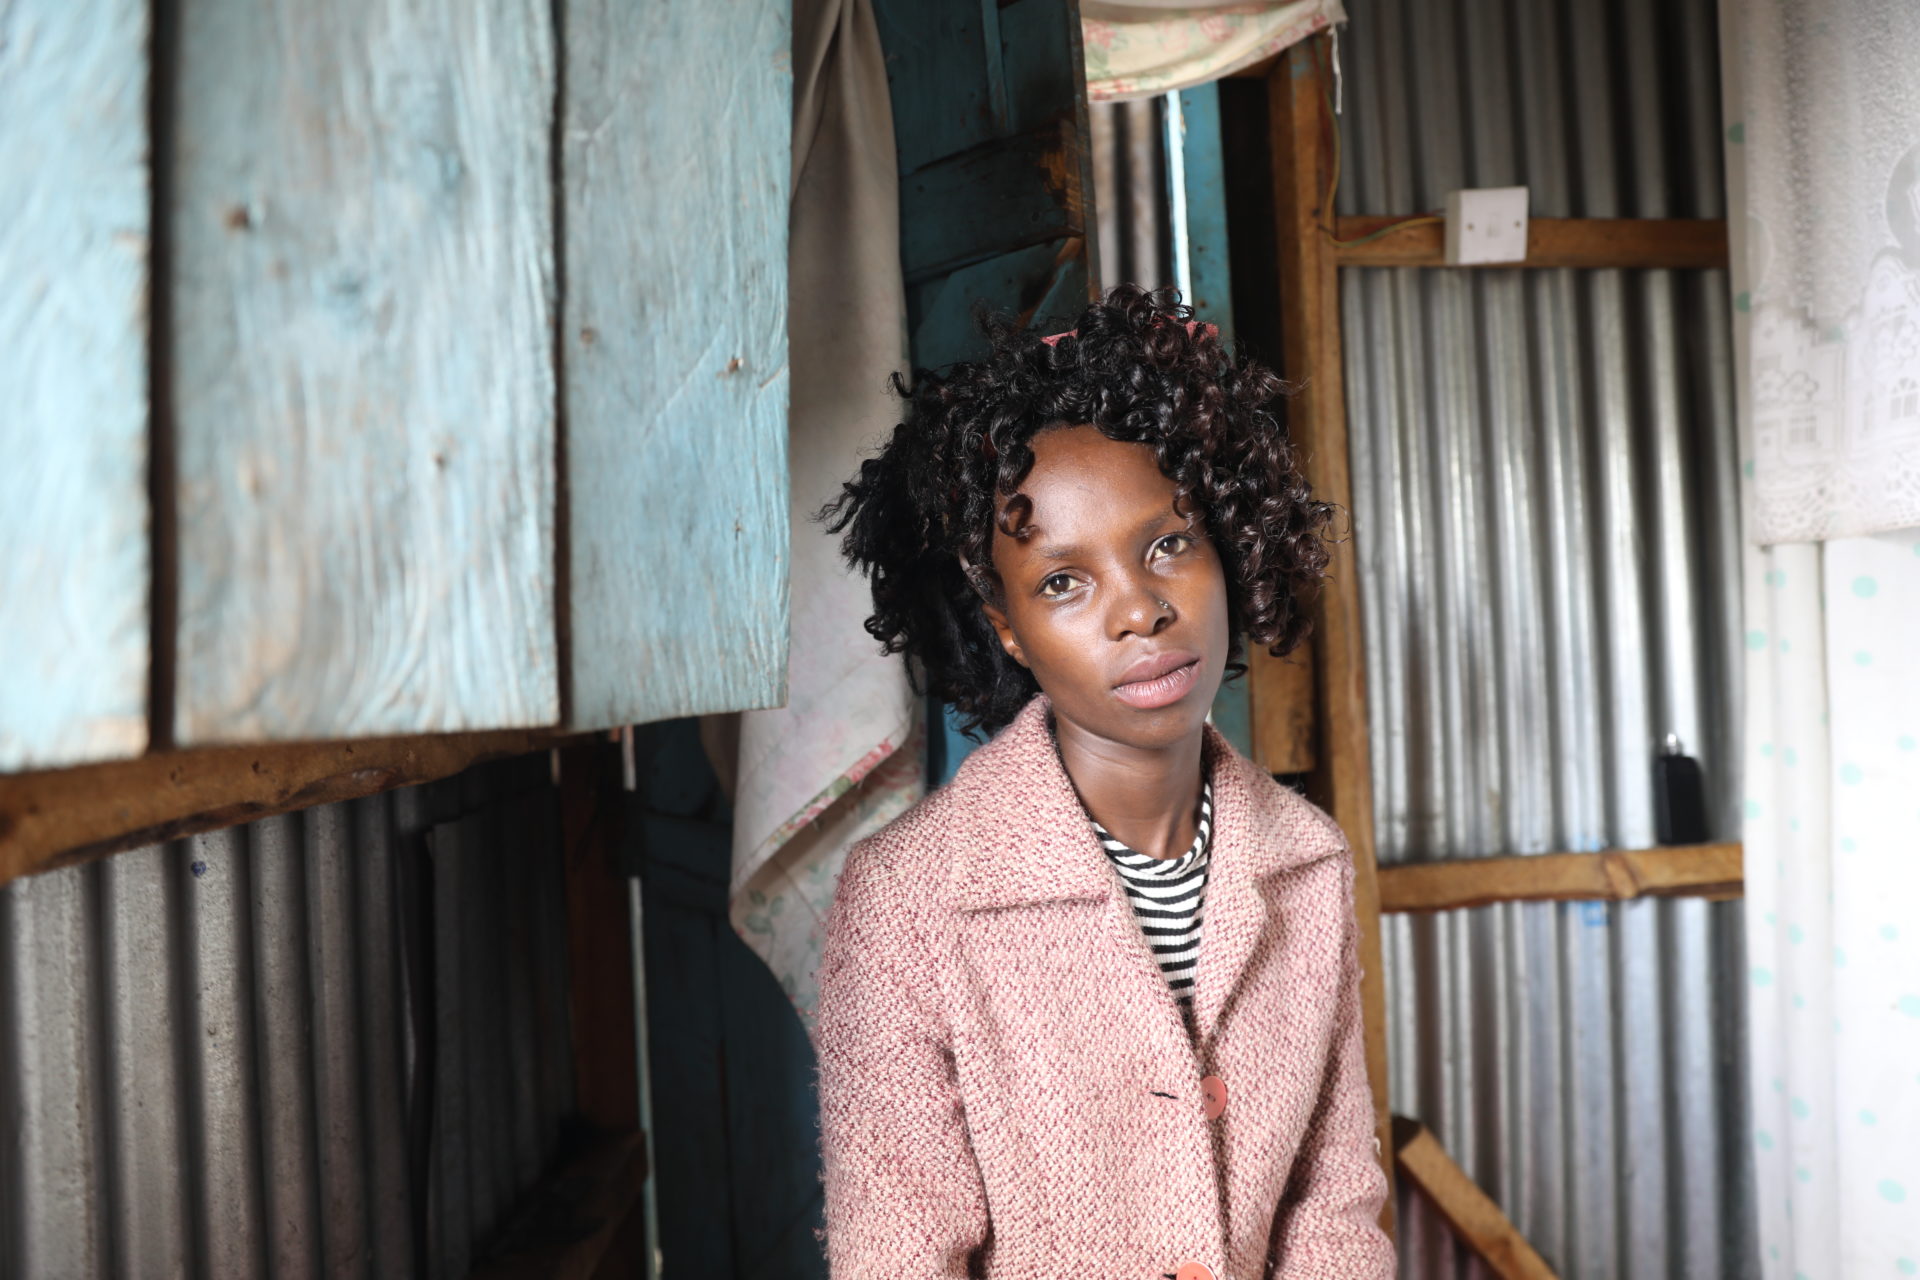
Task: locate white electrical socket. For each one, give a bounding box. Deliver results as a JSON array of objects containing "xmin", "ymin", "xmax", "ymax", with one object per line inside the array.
[{"xmin": 1444, "ymin": 187, "xmax": 1530, "ymax": 264}]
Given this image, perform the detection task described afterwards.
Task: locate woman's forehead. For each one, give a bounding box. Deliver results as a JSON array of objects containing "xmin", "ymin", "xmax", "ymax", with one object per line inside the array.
[{"xmin": 995, "ymin": 426, "xmax": 1183, "ymax": 545}]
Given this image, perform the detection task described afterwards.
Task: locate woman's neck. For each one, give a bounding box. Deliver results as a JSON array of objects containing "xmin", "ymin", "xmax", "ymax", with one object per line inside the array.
[{"xmin": 1052, "ymin": 715, "xmax": 1207, "ymax": 861}]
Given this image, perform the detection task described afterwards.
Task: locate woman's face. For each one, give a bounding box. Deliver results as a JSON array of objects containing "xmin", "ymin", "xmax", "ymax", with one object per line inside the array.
[{"xmin": 983, "ymin": 424, "xmax": 1231, "ymax": 753}]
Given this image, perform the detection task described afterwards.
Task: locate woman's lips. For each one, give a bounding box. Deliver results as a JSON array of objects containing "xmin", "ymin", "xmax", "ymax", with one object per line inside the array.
[{"xmin": 1113, "ymin": 655, "xmax": 1202, "ymax": 710}]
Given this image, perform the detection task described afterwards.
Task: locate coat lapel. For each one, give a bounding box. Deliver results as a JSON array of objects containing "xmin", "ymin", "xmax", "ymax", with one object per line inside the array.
[
  {"xmin": 1189, "ymin": 729, "xmax": 1268, "ymax": 1047},
  {"xmin": 944, "ymin": 698, "xmax": 1193, "ymax": 1054},
  {"xmin": 940, "ymin": 695, "xmax": 1337, "ymax": 1055}
]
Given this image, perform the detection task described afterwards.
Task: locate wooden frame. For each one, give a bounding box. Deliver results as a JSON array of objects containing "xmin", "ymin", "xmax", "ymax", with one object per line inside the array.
[
  {"xmin": 0, "ymin": 728, "xmax": 585, "ymax": 890},
  {"xmin": 1393, "ymin": 1116, "xmax": 1557, "ymax": 1280},
  {"xmin": 1265, "ymin": 45, "xmax": 1397, "ymax": 1220},
  {"xmin": 1377, "ymin": 843, "xmax": 1743, "ymax": 914},
  {"xmin": 1332, "ymin": 217, "xmax": 1729, "ymax": 269},
  {"xmin": 1257, "ymin": 33, "xmax": 1745, "ymax": 1246}
]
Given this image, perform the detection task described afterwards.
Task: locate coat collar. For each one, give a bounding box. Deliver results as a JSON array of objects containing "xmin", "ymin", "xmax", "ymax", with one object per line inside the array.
[{"xmin": 943, "ymin": 694, "xmax": 1337, "ymax": 915}]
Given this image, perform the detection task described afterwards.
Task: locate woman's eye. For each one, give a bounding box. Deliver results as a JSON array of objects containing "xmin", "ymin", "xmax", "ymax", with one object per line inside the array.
[
  {"xmin": 1152, "ymin": 533, "xmax": 1193, "ymax": 559},
  {"xmin": 1039, "ymin": 573, "xmax": 1075, "ymax": 597}
]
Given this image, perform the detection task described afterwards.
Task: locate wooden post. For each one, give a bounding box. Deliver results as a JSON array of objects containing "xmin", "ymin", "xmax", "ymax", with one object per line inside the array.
[
  {"xmin": 1246, "ymin": 646, "xmax": 1316, "ymax": 776},
  {"xmin": 1267, "ymin": 40, "xmax": 1395, "ymax": 1225},
  {"xmin": 557, "ymin": 741, "xmax": 640, "ymax": 1132}
]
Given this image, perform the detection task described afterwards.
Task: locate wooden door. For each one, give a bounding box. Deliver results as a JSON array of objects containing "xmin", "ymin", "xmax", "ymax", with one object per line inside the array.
[{"xmin": 874, "ymin": 0, "xmax": 1098, "ymax": 779}]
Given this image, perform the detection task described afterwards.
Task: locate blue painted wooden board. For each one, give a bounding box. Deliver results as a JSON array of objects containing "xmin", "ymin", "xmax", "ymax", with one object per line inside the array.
[
  {"xmin": 0, "ymin": 0, "xmax": 150, "ymax": 770},
  {"xmin": 562, "ymin": 0, "xmax": 791, "ymax": 731},
  {"xmin": 898, "ymin": 120, "xmax": 1087, "ymax": 284},
  {"xmin": 999, "ymin": 0, "xmax": 1092, "ymax": 138},
  {"xmin": 873, "ymin": 0, "xmax": 1002, "ymax": 175},
  {"xmin": 1175, "ymin": 83, "xmax": 1237, "ymax": 341},
  {"xmin": 908, "ymin": 238, "xmax": 1089, "ymax": 368},
  {"xmin": 171, "ymin": 0, "xmax": 559, "ymax": 744}
]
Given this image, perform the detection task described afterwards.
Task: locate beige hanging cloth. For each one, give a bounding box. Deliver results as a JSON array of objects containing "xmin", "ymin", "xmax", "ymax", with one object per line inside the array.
[{"xmin": 723, "ymin": 0, "xmax": 923, "ymax": 1027}]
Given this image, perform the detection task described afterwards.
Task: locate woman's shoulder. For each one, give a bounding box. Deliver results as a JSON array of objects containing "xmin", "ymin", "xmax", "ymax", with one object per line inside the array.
[
  {"xmin": 837, "ymin": 749, "xmax": 999, "ymax": 891},
  {"xmin": 1205, "ymin": 725, "xmax": 1350, "ymax": 856},
  {"xmin": 832, "ymin": 705, "xmax": 1059, "ymax": 916}
]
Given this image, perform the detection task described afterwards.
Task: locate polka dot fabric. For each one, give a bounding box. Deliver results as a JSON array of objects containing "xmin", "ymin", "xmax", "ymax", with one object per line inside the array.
[{"xmin": 1744, "ymin": 531, "xmax": 1920, "ymax": 1277}]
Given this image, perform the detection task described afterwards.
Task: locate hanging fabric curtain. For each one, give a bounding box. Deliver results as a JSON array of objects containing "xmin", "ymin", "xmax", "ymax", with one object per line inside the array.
[
  {"xmin": 1724, "ymin": 3, "xmax": 1920, "ymax": 1278},
  {"xmin": 1084, "ymin": 0, "xmax": 1343, "ymax": 102},
  {"xmin": 1731, "ymin": 1, "xmax": 1920, "ymax": 543}
]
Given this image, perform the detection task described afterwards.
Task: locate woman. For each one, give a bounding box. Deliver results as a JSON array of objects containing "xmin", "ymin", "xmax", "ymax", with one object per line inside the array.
[{"xmin": 816, "ymin": 286, "xmax": 1394, "ymax": 1279}]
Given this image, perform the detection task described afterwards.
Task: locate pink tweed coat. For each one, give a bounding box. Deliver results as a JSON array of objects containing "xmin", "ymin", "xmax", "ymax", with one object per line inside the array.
[{"xmin": 815, "ymin": 695, "xmax": 1394, "ymax": 1279}]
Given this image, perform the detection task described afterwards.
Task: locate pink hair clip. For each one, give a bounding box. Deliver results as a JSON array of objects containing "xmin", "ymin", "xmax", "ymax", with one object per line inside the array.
[{"xmin": 1038, "ymin": 318, "xmax": 1219, "ymax": 347}]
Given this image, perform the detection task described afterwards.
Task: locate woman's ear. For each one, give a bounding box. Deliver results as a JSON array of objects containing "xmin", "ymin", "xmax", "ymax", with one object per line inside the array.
[
  {"xmin": 962, "ymin": 549, "xmax": 1027, "ymax": 669},
  {"xmin": 980, "ymin": 598, "xmax": 1027, "ymax": 668}
]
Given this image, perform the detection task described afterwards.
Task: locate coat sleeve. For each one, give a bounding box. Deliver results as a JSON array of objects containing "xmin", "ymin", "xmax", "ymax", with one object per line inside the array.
[
  {"xmin": 814, "ymin": 842, "xmax": 990, "ymax": 1277},
  {"xmin": 1269, "ymin": 855, "xmax": 1396, "ymax": 1278}
]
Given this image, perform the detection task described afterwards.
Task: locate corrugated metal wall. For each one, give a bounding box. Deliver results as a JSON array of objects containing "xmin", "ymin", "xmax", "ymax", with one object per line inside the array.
[
  {"xmin": 0, "ymin": 754, "xmax": 574, "ymax": 1278},
  {"xmin": 1334, "ymin": 0, "xmax": 1756, "ymax": 1276}
]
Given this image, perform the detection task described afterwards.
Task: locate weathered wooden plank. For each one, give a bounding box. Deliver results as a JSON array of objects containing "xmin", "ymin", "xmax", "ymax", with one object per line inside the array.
[
  {"xmin": 1393, "ymin": 1117, "xmax": 1559, "ymax": 1280},
  {"xmin": 562, "ymin": 0, "xmax": 790, "ymax": 730},
  {"xmin": 171, "ymin": 0, "xmax": 559, "ymax": 744},
  {"xmin": 899, "ymin": 118, "xmax": 1089, "ymax": 284},
  {"xmin": 1268, "ymin": 43, "xmax": 1395, "ymax": 1223},
  {"xmin": 0, "ymin": 0, "xmax": 150, "ymax": 770},
  {"xmin": 998, "ymin": 0, "xmax": 1087, "ymax": 138},
  {"xmin": 873, "ymin": 0, "xmax": 1002, "ymax": 174},
  {"xmin": 1247, "ymin": 645, "xmax": 1315, "ymax": 775},
  {"xmin": 0, "ymin": 728, "xmax": 581, "ymax": 891},
  {"xmin": 908, "ymin": 237, "xmax": 1085, "ymax": 369},
  {"xmin": 1376, "ymin": 842, "xmax": 1744, "ymax": 914},
  {"xmin": 1332, "ymin": 216, "xmax": 1730, "ymax": 269},
  {"xmin": 556, "ymin": 742, "xmax": 639, "ymax": 1133}
]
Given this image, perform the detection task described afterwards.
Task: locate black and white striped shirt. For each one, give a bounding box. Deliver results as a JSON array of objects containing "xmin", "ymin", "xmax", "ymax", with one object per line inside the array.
[{"xmin": 1092, "ymin": 783, "xmax": 1214, "ymax": 1003}]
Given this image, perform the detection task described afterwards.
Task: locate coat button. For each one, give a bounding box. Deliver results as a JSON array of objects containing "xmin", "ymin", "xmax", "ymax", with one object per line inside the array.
[
  {"xmin": 1175, "ymin": 1262, "xmax": 1216, "ymax": 1280},
  {"xmin": 1201, "ymin": 1074, "xmax": 1227, "ymax": 1120}
]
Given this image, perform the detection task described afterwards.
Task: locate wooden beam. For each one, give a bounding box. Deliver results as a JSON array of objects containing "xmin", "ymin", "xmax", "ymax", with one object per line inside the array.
[
  {"xmin": 1267, "ymin": 41, "xmax": 1395, "ymax": 1227},
  {"xmin": 468, "ymin": 1131, "xmax": 647, "ymax": 1280},
  {"xmin": 557, "ymin": 741, "xmax": 641, "ymax": 1133},
  {"xmin": 0, "ymin": 729, "xmax": 582, "ymax": 890},
  {"xmin": 1332, "ymin": 217, "xmax": 1730, "ymax": 270},
  {"xmin": 1247, "ymin": 645, "xmax": 1315, "ymax": 776},
  {"xmin": 1393, "ymin": 1116, "xmax": 1557, "ymax": 1280},
  {"xmin": 1377, "ymin": 842, "xmax": 1743, "ymax": 914}
]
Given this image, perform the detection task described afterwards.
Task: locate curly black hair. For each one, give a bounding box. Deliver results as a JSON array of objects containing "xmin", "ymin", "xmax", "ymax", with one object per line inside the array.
[{"xmin": 824, "ymin": 284, "xmax": 1334, "ymax": 737}]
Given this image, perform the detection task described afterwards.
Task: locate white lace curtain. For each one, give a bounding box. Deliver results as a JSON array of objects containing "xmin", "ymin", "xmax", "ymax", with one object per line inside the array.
[
  {"xmin": 1725, "ymin": 4, "xmax": 1920, "ymax": 1278},
  {"xmin": 1730, "ymin": 1, "xmax": 1920, "ymax": 544}
]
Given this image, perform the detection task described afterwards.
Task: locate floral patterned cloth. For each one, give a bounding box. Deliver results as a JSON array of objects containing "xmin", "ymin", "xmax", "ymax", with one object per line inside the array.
[{"xmin": 1084, "ymin": 0, "xmax": 1344, "ymax": 103}]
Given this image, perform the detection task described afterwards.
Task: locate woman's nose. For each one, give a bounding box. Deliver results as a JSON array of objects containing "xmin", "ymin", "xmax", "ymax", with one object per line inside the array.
[{"xmin": 1112, "ymin": 579, "xmax": 1174, "ymax": 639}]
